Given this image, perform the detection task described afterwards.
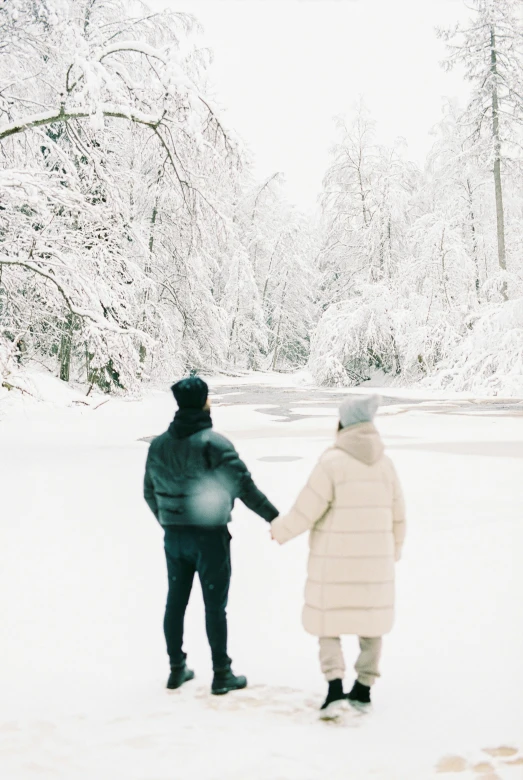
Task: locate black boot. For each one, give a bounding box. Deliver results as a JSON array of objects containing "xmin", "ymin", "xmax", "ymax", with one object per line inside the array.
[
  {"xmin": 346, "ymin": 680, "xmax": 371, "ymax": 705},
  {"xmin": 320, "ymin": 679, "xmax": 346, "ymax": 717},
  {"xmin": 167, "ymin": 663, "xmax": 195, "ymax": 690},
  {"xmin": 211, "ymin": 667, "xmax": 247, "ymax": 696}
]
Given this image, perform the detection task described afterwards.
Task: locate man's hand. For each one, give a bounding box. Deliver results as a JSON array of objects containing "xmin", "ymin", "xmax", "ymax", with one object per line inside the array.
[{"xmin": 269, "ymin": 522, "xmax": 281, "ymax": 543}]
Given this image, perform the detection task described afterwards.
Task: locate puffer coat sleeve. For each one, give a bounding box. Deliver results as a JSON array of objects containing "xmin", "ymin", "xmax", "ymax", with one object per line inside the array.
[
  {"xmin": 143, "ymin": 448, "xmax": 160, "ymax": 521},
  {"xmin": 208, "ymin": 436, "xmax": 279, "ymax": 522},
  {"xmin": 271, "ymin": 458, "xmax": 333, "ymax": 543}
]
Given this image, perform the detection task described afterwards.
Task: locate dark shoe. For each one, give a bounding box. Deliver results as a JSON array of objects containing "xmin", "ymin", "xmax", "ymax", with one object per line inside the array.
[
  {"xmin": 211, "ymin": 668, "xmax": 247, "ymax": 696},
  {"xmin": 319, "ymin": 678, "xmax": 344, "ymax": 708},
  {"xmin": 319, "ymin": 679, "xmax": 348, "ymax": 720},
  {"xmin": 346, "ymin": 680, "xmax": 371, "ymax": 705},
  {"xmin": 167, "ymin": 664, "xmax": 195, "ymax": 690}
]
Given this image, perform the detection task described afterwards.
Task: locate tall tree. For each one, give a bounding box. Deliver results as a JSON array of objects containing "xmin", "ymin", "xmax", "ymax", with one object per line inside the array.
[
  {"xmin": 313, "ymin": 103, "xmax": 418, "ymax": 385},
  {"xmin": 422, "ymin": 101, "xmax": 491, "ymax": 303},
  {"xmin": 235, "ymin": 173, "xmax": 318, "ymax": 370},
  {"xmin": 439, "ymin": 0, "xmax": 523, "ymax": 299}
]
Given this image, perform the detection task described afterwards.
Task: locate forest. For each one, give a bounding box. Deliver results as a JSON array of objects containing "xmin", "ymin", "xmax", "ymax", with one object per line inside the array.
[{"xmin": 1, "ymin": 0, "xmax": 523, "ymax": 395}]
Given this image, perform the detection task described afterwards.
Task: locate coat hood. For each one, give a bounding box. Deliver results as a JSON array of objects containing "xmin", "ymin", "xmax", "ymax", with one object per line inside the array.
[{"xmin": 334, "ymin": 422, "xmax": 384, "ymax": 465}]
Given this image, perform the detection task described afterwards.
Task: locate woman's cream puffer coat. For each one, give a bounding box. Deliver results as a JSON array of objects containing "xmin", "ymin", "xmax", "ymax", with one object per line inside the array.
[{"xmin": 271, "ymin": 422, "xmax": 406, "ymax": 638}]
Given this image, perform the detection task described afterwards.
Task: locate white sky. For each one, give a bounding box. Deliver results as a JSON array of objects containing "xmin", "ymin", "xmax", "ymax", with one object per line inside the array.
[{"xmin": 150, "ymin": 0, "xmax": 471, "ymax": 209}]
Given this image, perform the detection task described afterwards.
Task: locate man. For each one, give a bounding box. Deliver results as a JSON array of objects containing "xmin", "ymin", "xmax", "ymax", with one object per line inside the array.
[{"xmin": 144, "ymin": 377, "xmax": 279, "ymax": 695}]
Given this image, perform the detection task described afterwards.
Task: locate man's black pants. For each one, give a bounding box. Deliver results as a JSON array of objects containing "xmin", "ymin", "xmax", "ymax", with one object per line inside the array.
[{"xmin": 163, "ymin": 526, "xmax": 232, "ymax": 671}]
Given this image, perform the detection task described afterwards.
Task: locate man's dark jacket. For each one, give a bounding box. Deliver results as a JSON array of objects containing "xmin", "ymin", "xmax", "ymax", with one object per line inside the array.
[{"xmin": 144, "ymin": 410, "xmax": 278, "ymax": 527}]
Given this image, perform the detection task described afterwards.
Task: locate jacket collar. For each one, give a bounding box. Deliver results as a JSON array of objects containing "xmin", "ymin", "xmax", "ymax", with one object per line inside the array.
[{"xmin": 168, "ymin": 409, "xmax": 213, "ymax": 440}]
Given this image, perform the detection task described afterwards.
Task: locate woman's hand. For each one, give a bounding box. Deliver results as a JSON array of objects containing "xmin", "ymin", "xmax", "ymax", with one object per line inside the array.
[{"xmin": 270, "ymin": 521, "xmax": 282, "ymax": 544}]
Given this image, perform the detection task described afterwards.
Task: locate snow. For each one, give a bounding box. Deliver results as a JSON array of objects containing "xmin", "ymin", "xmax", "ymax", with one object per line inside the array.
[
  {"xmin": 0, "ymin": 370, "xmax": 112, "ymax": 423},
  {"xmin": 1, "ymin": 376, "xmax": 523, "ymax": 779}
]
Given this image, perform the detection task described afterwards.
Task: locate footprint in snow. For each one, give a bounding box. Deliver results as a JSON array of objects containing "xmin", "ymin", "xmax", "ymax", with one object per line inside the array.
[
  {"xmin": 191, "ymin": 684, "xmax": 365, "ymax": 726},
  {"xmin": 435, "ymin": 746, "xmax": 521, "ymax": 777},
  {"xmin": 0, "ymin": 722, "xmax": 21, "ymax": 733},
  {"xmin": 22, "ymin": 762, "xmax": 56, "ymax": 775},
  {"xmin": 472, "ymin": 762, "xmax": 497, "ymax": 776},
  {"xmin": 436, "ymin": 755, "xmax": 468, "ymax": 773},
  {"xmin": 122, "ymin": 735, "xmax": 158, "ymax": 749},
  {"xmin": 483, "ymin": 746, "xmax": 520, "ymax": 760},
  {"xmin": 32, "ymin": 722, "xmax": 57, "ymax": 737},
  {"xmin": 146, "ymin": 711, "xmax": 174, "ymax": 721}
]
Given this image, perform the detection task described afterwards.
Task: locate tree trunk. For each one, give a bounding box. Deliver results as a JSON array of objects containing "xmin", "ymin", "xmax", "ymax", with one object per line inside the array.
[
  {"xmin": 491, "ymin": 26, "xmax": 508, "ymax": 300},
  {"xmin": 357, "ymin": 165, "xmax": 369, "ymax": 227},
  {"xmin": 271, "ymin": 281, "xmax": 287, "ymax": 371},
  {"xmin": 466, "ymin": 179, "xmax": 481, "ymax": 300},
  {"xmin": 391, "ymin": 331, "xmax": 401, "ymax": 376},
  {"xmin": 261, "ymin": 234, "xmax": 283, "ymax": 309},
  {"xmin": 227, "ymin": 287, "xmax": 241, "ymax": 363},
  {"xmin": 139, "ymin": 199, "xmax": 158, "ymax": 365},
  {"xmin": 387, "ymin": 215, "xmax": 392, "ymax": 278},
  {"xmin": 85, "ymin": 342, "xmax": 91, "ymax": 384},
  {"xmin": 59, "ymin": 312, "xmax": 74, "ymax": 382},
  {"xmin": 147, "ymin": 202, "xmax": 158, "ymax": 269},
  {"xmin": 271, "ymin": 313, "xmax": 282, "ymax": 371}
]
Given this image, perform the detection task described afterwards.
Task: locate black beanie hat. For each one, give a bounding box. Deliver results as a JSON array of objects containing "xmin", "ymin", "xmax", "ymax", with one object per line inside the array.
[{"xmin": 171, "ymin": 377, "xmax": 209, "ymax": 409}]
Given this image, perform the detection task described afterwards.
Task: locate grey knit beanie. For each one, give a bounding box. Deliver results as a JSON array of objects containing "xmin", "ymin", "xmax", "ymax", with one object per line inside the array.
[{"xmin": 339, "ymin": 394, "xmax": 380, "ymax": 429}]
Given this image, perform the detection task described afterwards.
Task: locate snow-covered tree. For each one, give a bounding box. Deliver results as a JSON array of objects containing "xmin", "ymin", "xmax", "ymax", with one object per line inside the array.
[
  {"xmin": 0, "ymin": 0, "xmax": 249, "ymax": 388},
  {"xmin": 439, "ymin": 0, "xmax": 523, "ymax": 298},
  {"xmin": 312, "ymin": 103, "xmax": 418, "ymax": 385},
  {"xmin": 319, "ymin": 103, "xmax": 417, "ymax": 299},
  {"xmin": 310, "ymin": 67, "xmax": 523, "ymax": 392},
  {"xmin": 0, "ymin": 0, "xmax": 319, "ymax": 388},
  {"xmin": 421, "ymin": 101, "xmax": 492, "ymax": 300},
  {"xmin": 235, "ymin": 173, "xmax": 318, "ymax": 370}
]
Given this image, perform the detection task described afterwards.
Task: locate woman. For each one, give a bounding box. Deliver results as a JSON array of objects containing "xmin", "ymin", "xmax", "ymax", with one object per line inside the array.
[{"xmin": 271, "ymin": 395, "xmax": 406, "ymax": 718}]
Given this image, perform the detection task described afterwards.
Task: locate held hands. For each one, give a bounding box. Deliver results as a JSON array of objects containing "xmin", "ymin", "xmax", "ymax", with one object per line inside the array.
[{"xmin": 269, "ymin": 519, "xmax": 282, "ymax": 544}]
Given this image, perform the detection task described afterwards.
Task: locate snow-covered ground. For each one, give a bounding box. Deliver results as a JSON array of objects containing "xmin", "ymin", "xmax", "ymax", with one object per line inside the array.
[{"xmin": 1, "ymin": 376, "xmax": 523, "ymax": 779}]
